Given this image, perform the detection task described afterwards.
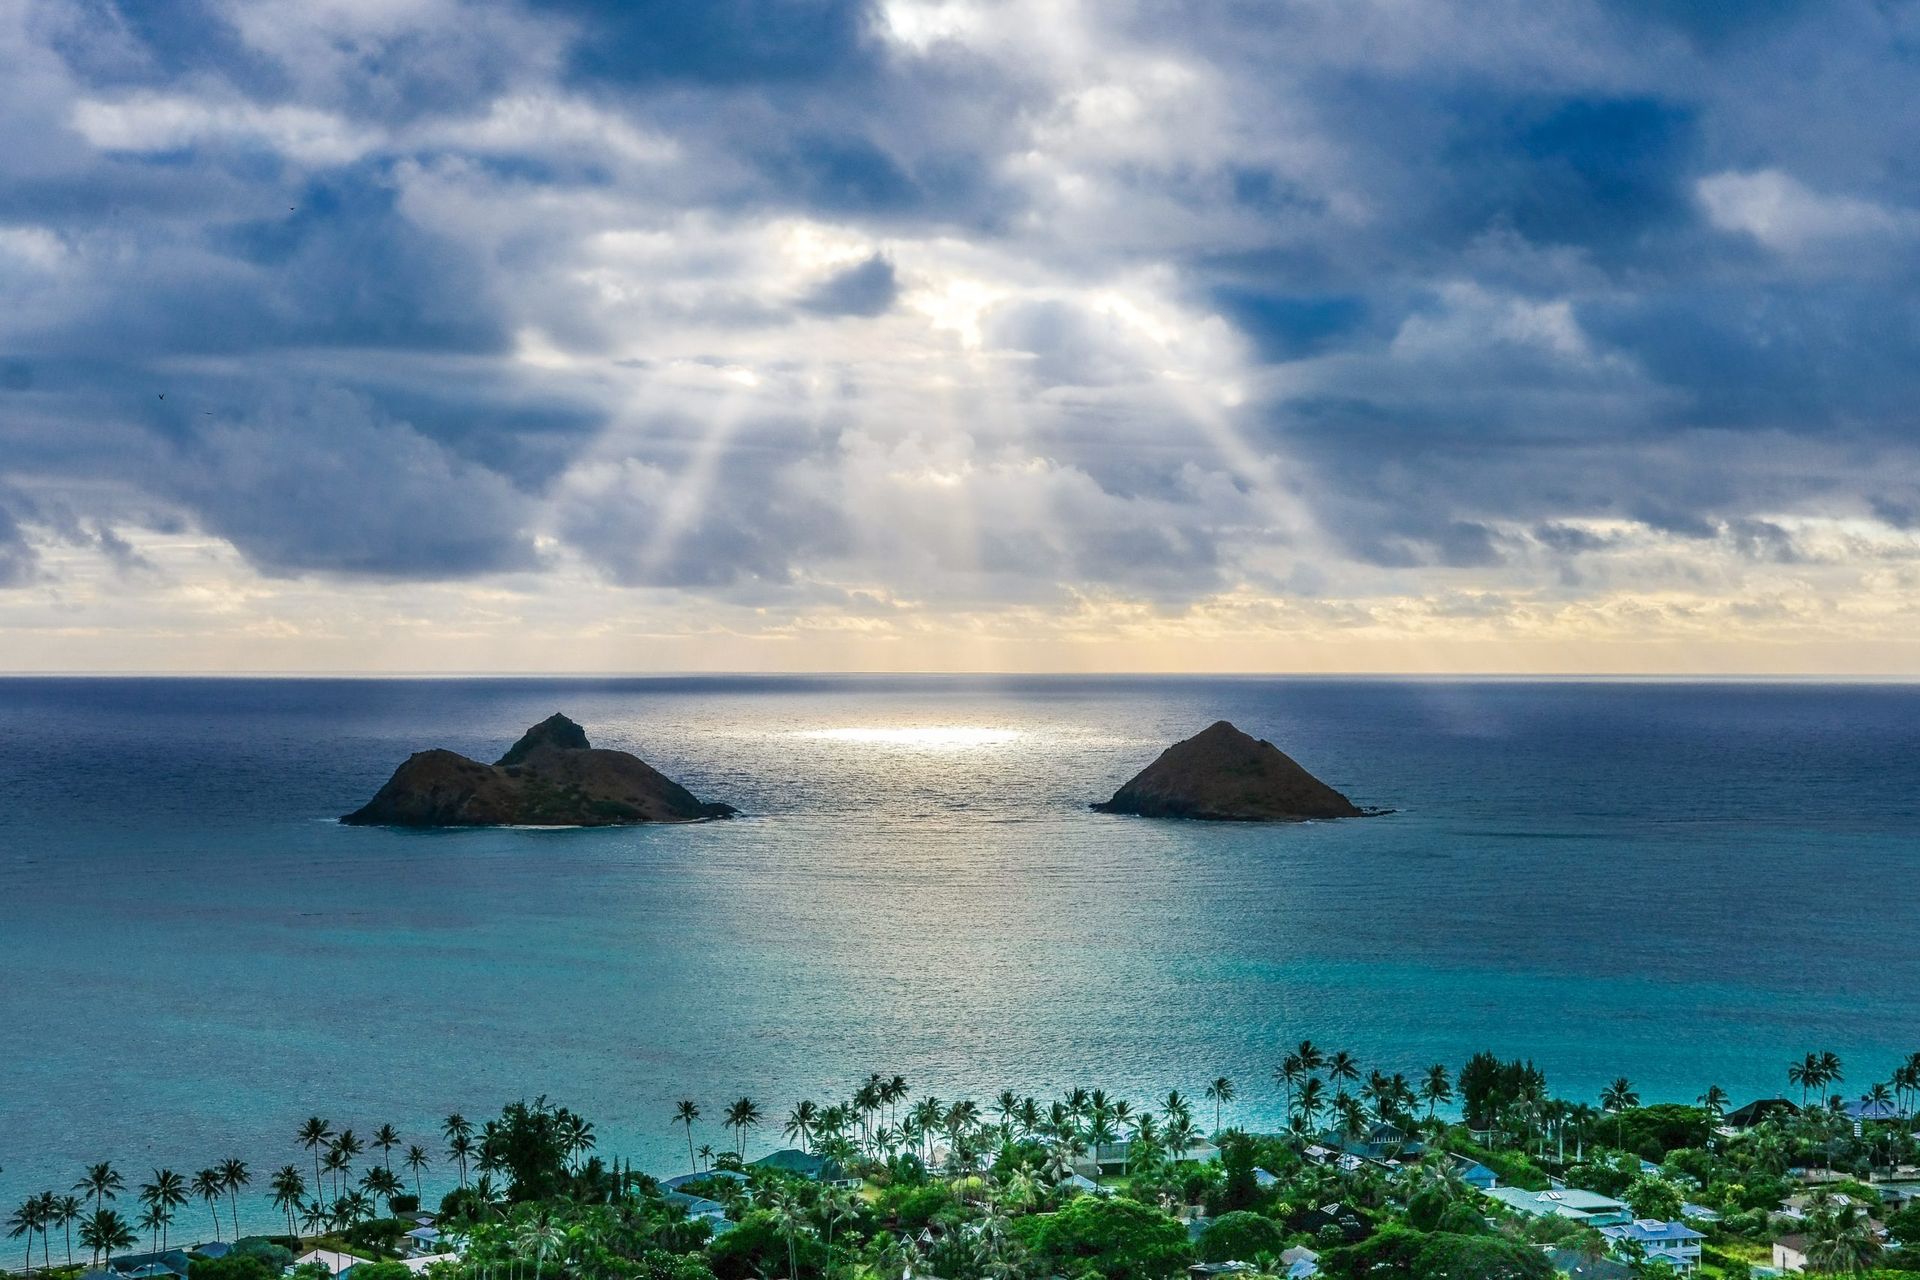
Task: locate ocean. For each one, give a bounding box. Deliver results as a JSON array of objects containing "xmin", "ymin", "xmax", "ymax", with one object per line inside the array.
[{"xmin": 1, "ymin": 676, "xmax": 1915, "ymax": 1228}]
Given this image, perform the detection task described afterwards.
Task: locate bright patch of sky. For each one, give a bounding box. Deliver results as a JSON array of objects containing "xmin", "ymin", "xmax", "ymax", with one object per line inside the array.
[{"xmin": 3, "ymin": 0, "xmax": 1920, "ymax": 672}]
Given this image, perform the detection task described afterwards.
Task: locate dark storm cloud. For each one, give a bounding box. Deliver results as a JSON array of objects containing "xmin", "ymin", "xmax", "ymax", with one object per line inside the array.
[
  {"xmin": 532, "ymin": 0, "xmax": 878, "ymax": 87},
  {"xmin": 799, "ymin": 254, "xmax": 898, "ymax": 316},
  {"xmin": 3, "ymin": 0, "xmax": 1918, "ymax": 601}
]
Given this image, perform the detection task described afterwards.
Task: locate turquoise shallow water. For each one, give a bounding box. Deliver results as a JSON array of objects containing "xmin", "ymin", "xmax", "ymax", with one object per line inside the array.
[{"xmin": 1, "ymin": 676, "xmax": 1916, "ymax": 1229}]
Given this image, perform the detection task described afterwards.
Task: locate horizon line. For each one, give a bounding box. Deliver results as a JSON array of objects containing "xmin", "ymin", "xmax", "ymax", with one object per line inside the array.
[{"xmin": 5, "ymin": 670, "xmax": 1920, "ymax": 683}]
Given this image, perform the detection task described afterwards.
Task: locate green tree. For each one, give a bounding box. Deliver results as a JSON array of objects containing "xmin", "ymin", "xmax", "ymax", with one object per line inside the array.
[
  {"xmin": 298, "ymin": 1119, "xmax": 335, "ymax": 1199},
  {"xmin": 1601, "ymin": 1078, "xmax": 1639, "ymax": 1147},
  {"xmin": 724, "ymin": 1099, "xmax": 763, "ymax": 1159},
  {"xmin": 676, "ymin": 1101, "xmax": 703, "ymax": 1175},
  {"xmin": 188, "ymin": 1253, "xmax": 279, "ymax": 1280},
  {"xmin": 1012, "ymin": 1194, "xmax": 1191, "ymax": 1280},
  {"xmin": 1195, "ymin": 1211, "xmax": 1285, "ymax": 1264},
  {"xmin": 1624, "ymin": 1175, "xmax": 1683, "ymax": 1222},
  {"xmin": 50, "ymin": 1195, "xmax": 82, "ymax": 1267},
  {"xmin": 8, "ymin": 1197, "xmax": 47, "ymax": 1276},
  {"xmin": 192, "ymin": 1170, "xmax": 226, "ymax": 1241},
  {"xmin": 139, "ymin": 1170, "xmax": 188, "ymax": 1250},
  {"xmin": 80, "ymin": 1208, "xmax": 136, "ymax": 1266},
  {"xmin": 1204, "ymin": 1078, "xmax": 1235, "ymax": 1133},
  {"xmin": 269, "ymin": 1168, "xmax": 307, "ymax": 1237},
  {"xmin": 218, "ymin": 1159, "xmax": 250, "ymax": 1238}
]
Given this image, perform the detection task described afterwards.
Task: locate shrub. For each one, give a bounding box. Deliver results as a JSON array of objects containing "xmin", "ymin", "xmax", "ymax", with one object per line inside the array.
[
  {"xmin": 1012, "ymin": 1195, "xmax": 1191, "ymax": 1280},
  {"xmin": 187, "ymin": 1256, "xmax": 277, "ymax": 1280},
  {"xmin": 1195, "ymin": 1212, "xmax": 1287, "ymax": 1264}
]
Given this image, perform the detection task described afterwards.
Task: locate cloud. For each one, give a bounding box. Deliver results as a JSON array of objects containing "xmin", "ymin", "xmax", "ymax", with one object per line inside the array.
[
  {"xmin": 1696, "ymin": 168, "xmax": 1912, "ymax": 252},
  {"xmin": 799, "ymin": 252, "xmax": 898, "ymax": 316},
  {"xmin": 2, "ymin": 0, "xmax": 1920, "ymax": 671}
]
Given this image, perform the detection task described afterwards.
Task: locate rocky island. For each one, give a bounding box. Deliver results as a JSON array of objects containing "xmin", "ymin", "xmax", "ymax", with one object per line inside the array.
[
  {"xmin": 341, "ymin": 713, "xmax": 736, "ymax": 827},
  {"xmin": 1092, "ymin": 720, "xmax": 1370, "ymax": 821}
]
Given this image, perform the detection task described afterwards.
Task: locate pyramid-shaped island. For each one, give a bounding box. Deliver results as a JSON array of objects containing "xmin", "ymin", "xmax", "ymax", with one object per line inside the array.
[
  {"xmin": 341, "ymin": 713, "xmax": 736, "ymax": 827},
  {"xmin": 1092, "ymin": 720, "xmax": 1368, "ymax": 821}
]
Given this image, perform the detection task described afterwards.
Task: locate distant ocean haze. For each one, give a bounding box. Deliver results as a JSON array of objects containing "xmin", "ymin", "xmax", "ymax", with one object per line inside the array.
[{"xmin": 0, "ymin": 675, "xmax": 1915, "ymax": 1231}]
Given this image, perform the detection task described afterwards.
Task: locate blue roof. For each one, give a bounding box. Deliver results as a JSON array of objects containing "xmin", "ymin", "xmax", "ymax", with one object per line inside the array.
[{"xmin": 1601, "ymin": 1218, "xmax": 1704, "ymax": 1244}]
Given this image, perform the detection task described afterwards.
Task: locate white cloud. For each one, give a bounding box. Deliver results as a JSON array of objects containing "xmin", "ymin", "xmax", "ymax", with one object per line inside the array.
[
  {"xmin": 70, "ymin": 94, "xmax": 381, "ymax": 165},
  {"xmin": 1696, "ymin": 168, "xmax": 1912, "ymax": 252}
]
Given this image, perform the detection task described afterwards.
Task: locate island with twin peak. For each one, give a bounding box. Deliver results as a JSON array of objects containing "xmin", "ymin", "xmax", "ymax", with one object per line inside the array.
[
  {"xmin": 341, "ymin": 713, "xmax": 736, "ymax": 827},
  {"xmin": 1092, "ymin": 719, "xmax": 1380, "ymax": 821}
]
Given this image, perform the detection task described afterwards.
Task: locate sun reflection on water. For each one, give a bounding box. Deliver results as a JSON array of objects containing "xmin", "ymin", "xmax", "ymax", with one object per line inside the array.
[{"xmin": 800, "ymin": 726, "xmax": 1023, "ymax": 748}]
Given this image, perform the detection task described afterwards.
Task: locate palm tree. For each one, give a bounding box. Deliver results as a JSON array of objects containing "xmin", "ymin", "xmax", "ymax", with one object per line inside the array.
[
  {"xmin": 1817, "ymin": 1051, "xmax": 1844, "ymax": 1103},
  {"xmin": 191, "ymin": 1170, "xmax": 225, "ymax": 1241},
  {"xmin": 217, "ymin": 1159, "xmax": 249, "ymax": 1238},
  {"xmin": 1420, "ymin": 1064, "xmax": 1453, "ymax": 1120},
  {"xmin": 372, "ymin": 1125, "xmax": 401, "ymax": 1172},
  {"xmin": 299, "ymin": 1118, "xmax": 335, "ymax": 1195},
  {"xmin": 269, "ymin": 1167, "xmax": 306, "ymax": 1237},
  {"xmin": 785, "ymin": 1100, "xmax": 820, "ymax": 1152},
  {"xmin": 136, "ymin": 1205, "xmax": 169, "ymax": 1253},
  {"xmin": 79, "ymin": 1209, "xmax": 134, "ymax": 1267},
  {"xmin": 516, "ymin": 1217, "xmax": 566, "ymax": 1280},
  {"xmin": 361, "ymin": 1167, "xmax": 402, "ymax": 1215},
  {"xmin": 322, "ymin": 1147, "xmax": 351, "ymax": 1204},
  {"xmin": 1294, "ymin": 1040, "xmax": 1326, "ymax": 1077},
  {"xmin": 332, "ymin": 1129, "xmax": 365, "ymax": 1184},
  {"xmin": 51, "ymin": 1196, "xmax": 81, "ymax": 1267},
  {"xmin": 768, "ymin": 1189, "xmax": 806, "ymax": 1280},
  {"xmin": 1807, "ymin": 1204, "xmax": 1880, "ymax": 1273},
  {"xmin": 674, "ymin": 1100, "xmax": 703, "ymax": 1174},
  {"xmin": 74, "ymin": 1165, "xmax": 124, "ymax": 1217},
  {"xmin": 137, "ymin": 1170, "xmax": 187, "ymax": 1249},
  {"xmin": 297, "ymin": 1201, "xmax": 329, "ymax": 1238},
  {"xmin": 1275, "ymin": 1055, "xmax": 1304, "ymax": 1119},
  {"xmin": 1294, "ymin": 1077, "xmax": 1327, "ymax": 1133},
  {"xmin": 1697, "ymin": 1085, "xmax": 1729, "ymax": 1123},
  {"xmin": 1601, "ymin": 1078, "xmax": 1639, "ymax": 1148},
  {"xmin": 1204, "ymin": 1077, "xmax": 1235, "ymax": 1133},
  {"xmin": 403, "ymin": 1146, "xmax": 430, "ymax": 1200},
  {"xmin": 8, "ymin": 1197, "xmax": 46, "ymax": 1275},
  {"xmin": 1327, "ymin": 1051, "xmax": 1361, "ymax": 1099},
  {"xmin": 1790, "ymin": 1053, "xmax": 1822, "ymax": 1108},
  {"xmin": 447, "ymin": 1132, "xmax": 473, "ymax": 1189},
  {"xmin": 723, "ymin": 1098, "xmax": 762, "ymax": 1157}
]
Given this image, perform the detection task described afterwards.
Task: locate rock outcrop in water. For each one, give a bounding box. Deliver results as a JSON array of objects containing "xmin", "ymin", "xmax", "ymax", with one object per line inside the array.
[
  {"xmin": 341, "ymin": 714, "xmax": 736, "ymax": 827},
  {"xmin": 1092, "ymin": 720, "xmax": 1368, "ymax": 821}
]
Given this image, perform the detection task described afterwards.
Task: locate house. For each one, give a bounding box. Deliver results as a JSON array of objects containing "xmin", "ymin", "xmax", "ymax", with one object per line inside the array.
[
  {"xmin": 1482, "ymin": 1185, "xmax": 1632, "ymax": 1227},
  {"xmin": 1293, "ymin": 1203, "xmax": 1367, "ymax": 1245},
  {"xmin": 1252, "ymin": 1167, "xmax": 1280, "ymax": 1189},
  {"xmin": 749, "ymin": 1148, "xmax": 858, "ymax": 1187},
  {"xmin": 1055, "ymin": 1172, "xmax": 1111, "ymax": 1196},
  {"xmin": 1773, "ymin": 1234, "xmax": 1812, "ymax": 1273},
  {"xmin": 662, "ymin": 1169, "xmax": 747, "ymax": 1191},
  {"xmin": 107, "ymin": 1251, "xmax": 190, "ymax": 1279},
  {"xmin": 1679, "ymin": 1201, "xmax": 1721, "ymax": 1223},
  {"xmin": 191, "ymin": 1244, "xmax": 232, "ymax": 1260},
  {"xmin": 1320, "ymin": 1123, "xmax": 1424, "ymax": 1162},
  {"xmin": 1452, "ymin": 1157, "xmax": 1498, "ymax": 1190},
  {"xmin": 108, "ymin": 1258, "xmax": 192, "ymax": 1274},
  {"xmin": 1278, "ymin": 1245, "xmax": 1319, "ymax": 1278},
  {"xmin": 401, "ymin": 1226, "xmax": 440, "ymax": 1257},
  {"xmin": 1599, "ymin": 1219, "xmax": 1704, "ymax": 1273},
  {"xmin": 1724, "ymin": 1098, "xmax": 1799, "ymax": 1129},
  {"xmin": 1188, "ymin": 1264, "xmax": 1252, "ymax": 1279},
  {"xmin": 1543, "ymin": 1249, "xmax": 1633, "ymax": 1280},
  {"xmin": 1078, "ymin": 1138, "xmax": 1220, "ymax": 1178},
  {"xmin": 296, "ymin": 1249, "xmax": 374, "ymax": 1277},
  {"xmin": 1845, "ymin": 1097, "xmax": 1902, "ymax": 1122}
]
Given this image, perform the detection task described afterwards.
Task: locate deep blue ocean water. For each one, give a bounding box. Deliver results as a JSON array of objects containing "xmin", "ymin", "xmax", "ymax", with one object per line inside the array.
[{"xmin": 1, "ymin": 676, "xmax": 1915, "ymax": 1228}]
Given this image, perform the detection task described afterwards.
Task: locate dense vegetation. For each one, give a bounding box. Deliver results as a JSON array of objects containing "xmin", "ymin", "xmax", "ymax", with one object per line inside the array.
[{"xmin": 7, "ymin": 1046, "xmax": 1920, "ymax": 1280}]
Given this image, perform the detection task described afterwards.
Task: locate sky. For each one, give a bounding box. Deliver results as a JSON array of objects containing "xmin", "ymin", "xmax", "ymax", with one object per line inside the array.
[{"xmin": 3, "ymin": 0, "xmax": 1920, "ymax": 674}]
